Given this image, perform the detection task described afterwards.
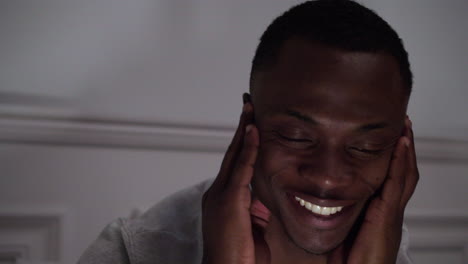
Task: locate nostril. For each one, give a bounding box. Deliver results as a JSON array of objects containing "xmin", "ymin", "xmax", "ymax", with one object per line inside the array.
[{"xmin": 298, "ymin": 162, "xmax": 354, "ymax": 193}]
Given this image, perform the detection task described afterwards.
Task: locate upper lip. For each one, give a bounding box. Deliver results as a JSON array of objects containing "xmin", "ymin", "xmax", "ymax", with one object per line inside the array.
[{"xmin": 288, "ymin": 190, "xmax": 357, "ymax": 208}]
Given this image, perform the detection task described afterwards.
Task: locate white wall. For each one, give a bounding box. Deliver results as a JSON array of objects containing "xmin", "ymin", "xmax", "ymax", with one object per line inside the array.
[{"xmin": 0, "ymin": 1, "xmax": 467, "ymax": 263}]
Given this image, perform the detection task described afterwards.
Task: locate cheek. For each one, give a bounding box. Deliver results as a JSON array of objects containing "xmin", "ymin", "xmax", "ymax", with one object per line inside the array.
[
  {"xmin": 358, "ymin": 153, "xmax": 393, "ymax": 193},
  {"xmin": 252, "ymin": 144, "xmax": 298, "ymax": 206},
  {"xmin": 255, "ymin": 143, "xmax": 299, "ymax": 181}
]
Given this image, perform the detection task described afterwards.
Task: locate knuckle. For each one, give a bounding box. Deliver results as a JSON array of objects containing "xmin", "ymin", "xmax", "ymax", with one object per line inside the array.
[
  {"xmin": 236, "ymin": 158, "xmax": 255, "ymax": 171},
  {"xmin": 238, "ymin": 146, "xmax": 258, "ymax": 164},
  {"xmin": 223, "ymin": 187, "xmax": 237, "ymax": 197},
  {"xmin": 245, "ymin": 140, "xmax": 259, "ymax": 150}
]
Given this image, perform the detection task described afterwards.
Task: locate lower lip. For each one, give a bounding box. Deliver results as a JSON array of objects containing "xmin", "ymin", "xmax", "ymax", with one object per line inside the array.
[{"xmin": 286, "ymin": 193, "xmax": 354, "ymax": 230}]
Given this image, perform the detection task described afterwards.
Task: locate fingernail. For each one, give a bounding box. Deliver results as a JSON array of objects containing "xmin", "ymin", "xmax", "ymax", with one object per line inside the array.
[
  {"xmin": 246, "ymin": 124, "xmax": 253, "ymax": 134},
  {"xmin": 403, "ymin": 137, "xmax": 410, "ymax": 148}
]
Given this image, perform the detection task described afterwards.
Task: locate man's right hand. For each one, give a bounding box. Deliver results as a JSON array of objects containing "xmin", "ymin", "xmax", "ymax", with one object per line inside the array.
[{"xmin": 201, "ymin": 101, "xmax": 259, "ymax": 264}]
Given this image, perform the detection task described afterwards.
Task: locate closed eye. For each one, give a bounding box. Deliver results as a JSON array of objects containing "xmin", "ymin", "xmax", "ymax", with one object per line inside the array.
[
  {"xmin": 276, "ymin": 132, "xmax": 312, "ymax": 143},
  {"xmin": 347, "ymin": 136, "xmax": 399, "ymax": 158},
  {"xmin": 273, "ymin": 131, "xmax": 318, "ymax": 149},
  {"xmin": 349, "ymin": 147, "xmax": 383, "ymax": 155}
]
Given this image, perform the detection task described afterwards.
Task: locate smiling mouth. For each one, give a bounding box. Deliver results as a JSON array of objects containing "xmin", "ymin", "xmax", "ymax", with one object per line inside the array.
[{"xmin": 294, "ymin": 196, "xmax": 344, "ymax": 216}]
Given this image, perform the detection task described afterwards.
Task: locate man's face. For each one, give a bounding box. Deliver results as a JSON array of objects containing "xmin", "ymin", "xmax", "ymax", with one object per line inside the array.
[{"xmin": 251, "ymin": 38, "xmax": 408, "ymax": 254}]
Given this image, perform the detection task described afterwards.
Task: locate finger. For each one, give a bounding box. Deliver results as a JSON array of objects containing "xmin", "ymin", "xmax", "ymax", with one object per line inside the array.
[
  {"xmin": 212, "ymin": 102, "xmax": 254, "ymax": 190},
  {"xmin": 229, "ymin": 124, "xmax": 259, "ymax": 189},
  {"xmin": 380, "ymin": 135, "xmax": 409, "ymax": 211},
  {"xmin": 400, "ymin": 117, "xmax": 419, "ymax": 209}
]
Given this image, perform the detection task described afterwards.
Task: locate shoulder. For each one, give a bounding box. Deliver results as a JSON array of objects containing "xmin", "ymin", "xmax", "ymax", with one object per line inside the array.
[
  {"xmin": 78, "ymin": 179, "xmax": 213, "ymax": 264},
  {"xmin": 125, "ymin": 178, "xmax": 213, "ymax": 263},
  {"xmin": 77, "ymin": 218, "xmax": 131, "ymax": 264},
  {"xmin": 128, "ymin": 178, "xmax": 213, "ymax": 237}
]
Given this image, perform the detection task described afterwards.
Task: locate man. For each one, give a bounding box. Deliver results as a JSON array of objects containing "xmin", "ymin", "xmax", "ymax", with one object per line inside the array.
[{"xmin": 78, "ymin": 1, "xmax": 418, "ymax": 263}]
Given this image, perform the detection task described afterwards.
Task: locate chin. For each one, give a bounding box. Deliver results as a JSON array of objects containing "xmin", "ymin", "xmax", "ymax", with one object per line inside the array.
[{"xmin": 285, "ymin": 222, "xmax": 350, "ymax": 255}]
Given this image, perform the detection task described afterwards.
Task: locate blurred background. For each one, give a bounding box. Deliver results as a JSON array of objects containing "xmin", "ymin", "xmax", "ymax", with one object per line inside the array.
[{"xmin": 0, "ymin": 0, "xmax": 467, "ymax": 263}]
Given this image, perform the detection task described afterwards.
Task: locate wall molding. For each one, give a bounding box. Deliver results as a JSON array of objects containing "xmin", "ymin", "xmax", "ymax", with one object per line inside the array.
[
  {"xmin": 0, "ymin": 114, "xmax": 232, "ymax": 152},
  {"xmin": 1, "ymin": 114, "xmax": 468, "ymax": 161}
]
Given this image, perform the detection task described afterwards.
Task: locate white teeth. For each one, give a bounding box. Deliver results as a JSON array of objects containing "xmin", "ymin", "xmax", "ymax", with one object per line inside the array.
[
  {"xmin": 322, "ymin": 207, "xmax": 331, "ymax": 215},
  {"xmin": 312, "ymin": 204, "xmax": 321, "ymax": 214},
  {"xmin": 294, "ymin": 196, "xmax": 343, "ymax": 216}
]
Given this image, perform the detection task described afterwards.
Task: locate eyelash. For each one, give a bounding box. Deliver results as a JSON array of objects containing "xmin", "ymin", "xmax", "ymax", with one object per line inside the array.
[
  {"xmin": 277, "ymin": 133, "xmax": 311, "ymax": 143},
  {"xmin": 349, "ymin": 147, "xmax": 383, "ymax": 155},
  {"xmin": 346, "ymin": 146, "xmax": 387, "ymax": 160},
  {"xmin": 349, "ymin": 138, "xmax": 398, "ymax": 157},
  {"xmin": 274, "ymin": 131, "xmax": 318, "ymax": 149}
]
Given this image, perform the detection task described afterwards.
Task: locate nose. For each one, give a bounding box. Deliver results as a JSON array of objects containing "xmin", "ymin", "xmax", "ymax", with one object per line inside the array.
[{"xmin": 298, "ymin": 147, "xmax": 354, "ymax": 197}]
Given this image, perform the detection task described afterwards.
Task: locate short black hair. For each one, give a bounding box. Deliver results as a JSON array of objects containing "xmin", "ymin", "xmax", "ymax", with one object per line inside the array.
[{"xmin": 250, "ymin": 0, "xmax": 413, "ymax": 96}]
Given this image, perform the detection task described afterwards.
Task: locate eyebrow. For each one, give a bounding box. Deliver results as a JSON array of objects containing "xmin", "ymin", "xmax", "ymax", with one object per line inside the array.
[
  {"xmin": 358, "ymin": 122, "xmax": 389, "ymax": 131},
  {"xmin": 284, "ymin": 108, "xmax": 389, "ymax": 132},
  {"xmin": 284, "ymin": 109, "xmax": 319, "ymax": 125}
]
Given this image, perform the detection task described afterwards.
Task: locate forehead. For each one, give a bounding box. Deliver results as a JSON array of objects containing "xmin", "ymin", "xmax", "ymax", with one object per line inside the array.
[{"xmin": 252, "ymin": 38, "xmax": 407, "ymax": 124}]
